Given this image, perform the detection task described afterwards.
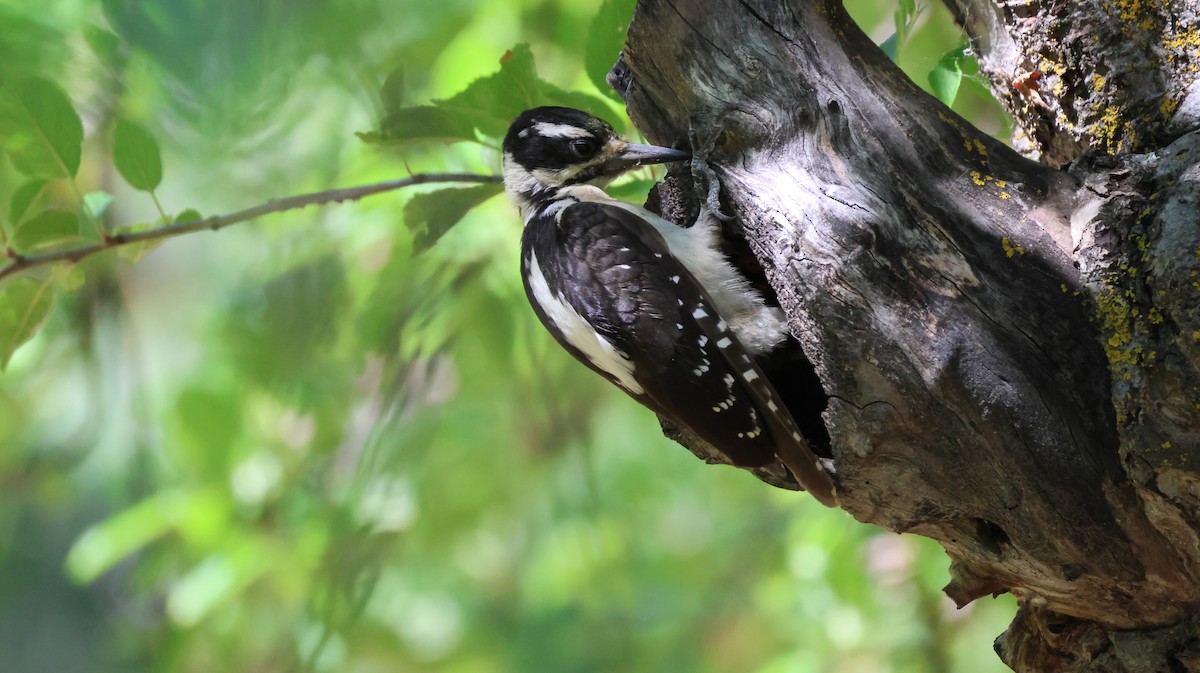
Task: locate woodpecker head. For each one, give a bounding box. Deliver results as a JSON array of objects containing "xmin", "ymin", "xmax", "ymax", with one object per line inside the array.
[{"xmin": 502, "ymin": 106, "xmax": 689, "ymax": 212}]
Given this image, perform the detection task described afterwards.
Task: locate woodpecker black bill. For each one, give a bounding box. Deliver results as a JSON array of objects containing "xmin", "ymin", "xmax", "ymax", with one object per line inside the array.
[{"xmin": 502, "ymin": 106, "xmax": 837, "ymax": 506}]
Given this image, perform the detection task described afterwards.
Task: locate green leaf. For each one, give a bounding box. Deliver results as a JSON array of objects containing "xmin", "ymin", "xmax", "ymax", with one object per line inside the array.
[
  {"xmin": 65, "ymin": 490, "xmax": 184, "ymax": 583},
  {"xmin": 0, "ymin": 8, "xmax": 65, "ymax": 90},
  {"xmin": 175, "ymin": 208, "xmax": 202, "ymax": 223},
  {"xmin": 607, "ymin": 179, "xmax": 657, "ymax": 203},
  {"xmin": 0, "ymin": 276, "xmax": 56, "ymax": 370},
  {"xmin": 167, "ymin": 538, "xmax": 271, "ymax": 627},
  {"xmin": 380, "ymin": 65, "xmax": 405, "ymax": 115},
  {"xmin": 369, "ymin": 45, "xmax": 615, "ymax": 145},
  {"xmin": 404, "ymin": 183, "xmax": 504, "ymax": 252},
  {"xmin": 427, "ymin": 45, "xmax": 541, "ymax": 139},
  {"xmin": 879, "ymin": 32, "xmax": 898, "ymax": 61},
  {"xmin": 175, "ymin": 385, "xmax": 244, "ymax": 478},
  {"xmin": 889, "ymin": 0, "xmax": 923, "ymax": 57},
  {"xmin": 929, "ymin": 49, "xmax": 964, "ymax": 106},
  {"xmin": 585, "ymin": 0, "xmax": 637, "ymax": 100},
  {"xmin": 8, "ymin": 179, "xmax": 47, "ymax": 226},
  {"xmin": 0, "ymin": 76, "xmax": 83, "ymax": 178},
  {"xmin": 114, "ymin": 222, "xmax": 166, "ymax": 263},
  {"xmin": 51, "ymin": 264, "xmax": 85, "ymax": 291},
  {"xmin": 83, "ymin": 24, "xmax": 121, "ymax": 66},
  {"xmin": 370, "ymin": 105, "xmax": 479, "ymax": 144},
  {"xmin": 11, "ymin": 209, "xmax": 80, "ymax": 251},
  {"xmin": 441, "ymin": 44, "xmax": 614, "ymax": 138},
  {"xmin": 82, "ymin": 190, "xmax": 115, "ymax": 222},
  {"xmin": 113, "ymin": 118, "xmax": 163, "ymax": 191}
]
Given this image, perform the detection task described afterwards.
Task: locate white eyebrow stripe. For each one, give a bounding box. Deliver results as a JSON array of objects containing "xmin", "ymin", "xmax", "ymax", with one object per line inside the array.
[{"xmin": 533, "ymin": 122, "xmax": 592, "ymax": 138}]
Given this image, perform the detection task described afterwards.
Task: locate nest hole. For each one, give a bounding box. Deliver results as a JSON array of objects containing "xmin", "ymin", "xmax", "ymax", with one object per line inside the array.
[
  {"xmin": 972, "ymin": 518, "xmax": 1011, "ymax": 557},
  {"xmin": 716, "ymin": 208, "xmax": 833, "ymax": 459}
]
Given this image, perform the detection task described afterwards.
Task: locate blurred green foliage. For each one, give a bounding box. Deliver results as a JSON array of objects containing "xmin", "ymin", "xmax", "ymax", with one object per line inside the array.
[{"xmin": 0, "ymin": 0, "xmax": 1015, "ymax": 671}]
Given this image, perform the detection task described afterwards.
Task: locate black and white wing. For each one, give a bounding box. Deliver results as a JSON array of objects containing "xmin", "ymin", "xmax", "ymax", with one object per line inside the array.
[{"xmin": 521, "ymin": 200, "xmax": 837, "ymax": 505}]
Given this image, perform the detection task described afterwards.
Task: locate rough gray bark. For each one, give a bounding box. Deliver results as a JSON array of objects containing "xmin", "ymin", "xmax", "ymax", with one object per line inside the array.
[
  {"xmin": 944, "ymin": 0, "xmax": 1200, "ymax": 166},
  {"xmin": 609, "ymin": 0, "xmax": 1200, "ymax": 671}
]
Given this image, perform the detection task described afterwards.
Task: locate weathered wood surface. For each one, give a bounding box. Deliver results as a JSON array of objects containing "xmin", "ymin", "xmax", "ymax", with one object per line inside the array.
[
  {"xmin": 944, "ymin": 0, "xmax": 1200, "ymax": 166},
  {"xmin": 611, "ymin": 0, "xmax": 1200, "ymax": 670}
]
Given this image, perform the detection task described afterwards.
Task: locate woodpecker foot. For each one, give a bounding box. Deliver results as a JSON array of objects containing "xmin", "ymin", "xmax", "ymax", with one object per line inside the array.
[{"xmin": 688, "ymin": 127, "xmax": 733, "ymax": 222}]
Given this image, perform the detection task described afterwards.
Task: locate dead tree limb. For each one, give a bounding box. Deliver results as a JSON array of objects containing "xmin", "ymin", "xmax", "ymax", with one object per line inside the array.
[{"xmin": 610, "ymin": 0, "xmax": 1200, "ymax": 670}]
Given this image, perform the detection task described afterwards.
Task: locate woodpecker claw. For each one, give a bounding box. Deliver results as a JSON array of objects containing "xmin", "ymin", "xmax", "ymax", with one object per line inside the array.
[{"xmin": 688, "ymin": 127, "xmax": 732, "ymax": 222}]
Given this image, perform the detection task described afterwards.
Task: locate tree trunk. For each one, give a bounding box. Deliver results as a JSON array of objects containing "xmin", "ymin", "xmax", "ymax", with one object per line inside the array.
[{"xmin": 609, "ymin": 0, "xmax": 1200, "ymax": 670}]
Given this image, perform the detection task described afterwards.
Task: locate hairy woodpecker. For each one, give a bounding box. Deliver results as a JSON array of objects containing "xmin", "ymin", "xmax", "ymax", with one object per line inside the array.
[{"xmin": 503, "ymin": 106, "xmax": 836, "ymax": 506}]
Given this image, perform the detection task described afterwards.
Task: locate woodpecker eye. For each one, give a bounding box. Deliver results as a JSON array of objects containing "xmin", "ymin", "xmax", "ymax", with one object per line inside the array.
[{"xmin": 567, "ymin": 138, "xmax": 598, "ymax": 159}]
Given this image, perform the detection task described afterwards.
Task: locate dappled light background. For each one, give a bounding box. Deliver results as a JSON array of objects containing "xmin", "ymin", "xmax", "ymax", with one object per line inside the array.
[{"xmin": 0, "ymin": 0, "xmax": 1015, "ymax": 671}]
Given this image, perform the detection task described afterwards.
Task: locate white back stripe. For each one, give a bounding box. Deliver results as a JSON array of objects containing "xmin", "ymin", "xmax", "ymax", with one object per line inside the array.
[{"xmin": 527, "ymin": 252, "xmax": 644, "ymax": 394}]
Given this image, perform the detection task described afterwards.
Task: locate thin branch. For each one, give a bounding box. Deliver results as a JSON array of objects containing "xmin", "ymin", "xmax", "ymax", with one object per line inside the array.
[{"xmin": 0, "ymin": 172, "xmax": 502, "ymax": 283}]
